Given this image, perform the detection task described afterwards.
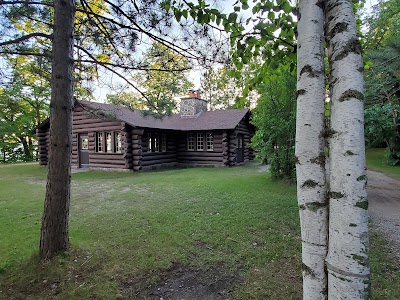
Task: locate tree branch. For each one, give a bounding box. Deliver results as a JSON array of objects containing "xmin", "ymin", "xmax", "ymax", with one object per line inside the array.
[
  {"xmin": 0, "ymin": 50, "xmax": 51, "ymax": 57},
  {"xmin": 0, "ymin": 0, "xmax": 53, "ymax": 6},
  {"xmin": 74, "ymin": 45, "xmax": 191, "ymax": 72},
  {"xmin": 0, "ymin": 33, "xmax": 52, "ymax": 47}
]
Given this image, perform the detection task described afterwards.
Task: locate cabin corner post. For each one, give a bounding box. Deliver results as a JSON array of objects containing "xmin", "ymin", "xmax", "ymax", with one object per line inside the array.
[
  {"xmin": 122, "ymin": 123, "xmax": 133, "ymax": 169},
  {"xmin": 222, "ymin": 131, "xmax": 229, "ymax": 166},
  {"xmin": 36, "ymin": 127, "xmax": 49, "ymax": 165},
  {"xmin": 229, "ymin": 131, "xmax": 237, "ymax": 166},
  {"xmin": 132, "ymin": 127, "xmax": 143, "ymax": 171}
]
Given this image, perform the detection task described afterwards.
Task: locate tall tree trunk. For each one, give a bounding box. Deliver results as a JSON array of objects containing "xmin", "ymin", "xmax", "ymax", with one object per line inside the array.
[
  {"xmin": 295, "ymin": 0, "xmax": 328, "ymax": 298},
  {"xmin": 325, "ymin": 0, "xmax": 370, "ymax": 298},
  {"xmin": 19, "ymin": 136, "xmax": 32, "ymax": 160},
  {"xmin": 39, "ymin": 0, "xmax": 76, "ymax": 260}
]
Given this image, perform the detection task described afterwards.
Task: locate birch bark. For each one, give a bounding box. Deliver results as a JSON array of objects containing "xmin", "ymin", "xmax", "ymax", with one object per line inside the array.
[
  {"xmin": 325, "ymin": 0, "xmax": 370, "ymax": 298},
  {"xmin": 39, "ymin": 0, "xmax": 76, "ymax": 259},
  {"xmin": 295, "ymin": 0, "xmax": 328, "ymax": 298}
]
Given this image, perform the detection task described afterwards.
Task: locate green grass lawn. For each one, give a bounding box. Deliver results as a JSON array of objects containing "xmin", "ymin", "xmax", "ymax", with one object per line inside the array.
[
  {"xmin": 366, "ymin": 148, "xmax": 400, "ymax": 179},
  {"xmin": 0, "ymin": 163, "xmax": 398, "ymax": 299}
]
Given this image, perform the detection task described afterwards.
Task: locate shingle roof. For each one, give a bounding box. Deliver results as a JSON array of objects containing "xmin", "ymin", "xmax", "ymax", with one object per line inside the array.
[{"xmin": 77, "ymin": 100, "xmax": 250, "ymax": 131}]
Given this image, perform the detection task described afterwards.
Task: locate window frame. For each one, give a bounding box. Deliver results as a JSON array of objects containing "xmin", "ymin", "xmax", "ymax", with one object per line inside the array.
[
  {"xmin": 96, "ymin": 132, "xmax": 104, "ymax": 153},
  {"xmin": 154, "ymin": 133, "xmax": 160, "ymax": 152},
  {"xmin": 114, "ymin": 132, "xmax": 122, "ymax": 153},
  {"xmin": 105, "ymin": 132, "xmax": 113, "ymax": 153},
  {"xmin": 162, "ymin": 133, "xmax": 167, "ymax": 152},
  {"xmin": 206, "ymin": 132, "xmax": 214, "ymax": 151},
  {"xmin": 196, "ymin": 133, "xmax": 204, "ymax": 151},
  {"xmin": 187, "ymin": 133, "xmax": 195, "ymax": 151},
  {"xmin": 147, "ymin": 133, "xmax": 152, "ymax": 152}
]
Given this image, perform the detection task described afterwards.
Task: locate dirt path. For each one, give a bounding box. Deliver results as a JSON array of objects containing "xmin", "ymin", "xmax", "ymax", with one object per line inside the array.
[{"xmin": 367, "ymin": 170, "xmax": 400, "ymax": 259}]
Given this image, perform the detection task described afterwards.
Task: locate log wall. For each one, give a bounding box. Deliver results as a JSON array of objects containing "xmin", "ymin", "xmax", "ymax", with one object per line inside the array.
[
  {"xmin": 71, "ymin": 106, "xmax": 127, "ymax": 169},
  {"xmin": 141, "ymin": 129, "xmax": 177, "ymax": 169},
  {"xmin": 36, "ymin": 126, "xmax": 49, "ymax": 165},
  {"xmin": 233, "ymin": 119, "xmax": 255, "ymax": 165},
  {"xmin": 176, "ymin": 131, "xmax": 224, "ymax": 165},
  {"xmin": 37, "ymin": 107, "xmax": 254, "ymax": 170}
]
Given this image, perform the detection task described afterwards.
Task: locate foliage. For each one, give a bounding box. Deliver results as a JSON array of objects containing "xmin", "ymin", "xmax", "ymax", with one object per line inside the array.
[
  {"xmin": 161, "ymin": 0, "xmax": 297, "ymax": 92},
  {"xmin": 0, "ymin": 55, "xmax": 49, "ymax": 162},
  {"xmin": 365, "ymin": 103, "xmax": 400, "ymax": 165},
  {"xmin": 363, "ymin": 0, "xmax": 400, "ymax": 165},
  {"xmin": 251, "ymin": 69, "xmax": 296, "ymax": 180},
  {"xmin": 200, "ymin": 67, "xmax": 235, "ymax": 110},
  {"xmin": 107, "ymin": 43, "xmax": 193, "ymax": 114}
]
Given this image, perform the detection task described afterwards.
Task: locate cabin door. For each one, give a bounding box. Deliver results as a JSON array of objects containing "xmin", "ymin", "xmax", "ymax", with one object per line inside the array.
[
  {"xmin": 79, "ymin": 134, "xmax": 89, "ymax": 168},
  {"xmin": 236, "ymin": 134, "xmax": 244, "ymax": 163}
]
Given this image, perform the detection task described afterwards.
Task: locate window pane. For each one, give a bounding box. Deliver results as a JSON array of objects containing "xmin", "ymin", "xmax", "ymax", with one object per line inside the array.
[
  {"xmin": 114, "ymin": 132, "xmax": 122, "ymax": 153},
  {"xmin": 97, "ymin": 132, "xmax": 103, "ymax": 152},
  {"xmin": 106, "ymin": 132, "xmax": 112, "ymax": 152},
  {"xmin": 187, "ymin": 133, "xmax": 194, "ymax": 151},
  {"xmin": 197, "ymin": 133, "xmax": 204, "ymax": 151},
  {"xmin": 81, "ymin": 137, "xmax": 89, "ymax": 150},
  {"xmin": 206, "ymin": 133, "xmax": 213, "ymax": 151},
  {"xmin": 154, "ymin": 133, "xmax": 159, "ymax": 152},
  {"xmin": 147, "ymin": 133, "xmax": 152, "ymax": 152}
]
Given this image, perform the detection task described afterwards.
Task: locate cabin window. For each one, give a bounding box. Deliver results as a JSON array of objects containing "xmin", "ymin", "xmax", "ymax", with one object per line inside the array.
[
  {"xmin": 206, "ymin": 133, "xmax": 213, "ymax": 151},
  {"xmin": 114, "ymin": 132, "xmax": 122, "ymax": 153},
  {"xmin": 96, "ymin": 132, "xmax": 104, "ymax": 152},
  {"xmin": 154, "ymin": 133, "xmax": 160, "ymax": 152},
  {"xmin": 197, "ymin": 133, "xmax": 204, "ymax": 151},
  {"xmin": 162, "ymin": 133, "xmax": 167, "ymax": 152},
  {"xmin": 81, "ymin": 137, "xmax": 89, "ymax": 150},
  {"xmin": 105, "ymin": 132, "xmax": 113, "ymax": 152},
  {"xmin": 147, "ymin": 133, "xmax": 152, "ymax": 152},
  {"xmin": 187, "ymin": 133, "xmax": 195, "ymax": 151},
  {"xmin": 96, "ymin": 131, "xmax": 123, "ymax": 153},
  {"xmin": 237, "ymin": 135, "xmax": 243, "ymax": 148}
]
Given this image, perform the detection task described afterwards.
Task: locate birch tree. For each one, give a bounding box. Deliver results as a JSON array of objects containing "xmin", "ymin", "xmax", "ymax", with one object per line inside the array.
[
  {"xmin": 295, "ymin": 1, "xmax": 327, "ymax": 298},
  {"xmin": 325, "ymin": 0, "xmax": 369, "ymax": 298}
]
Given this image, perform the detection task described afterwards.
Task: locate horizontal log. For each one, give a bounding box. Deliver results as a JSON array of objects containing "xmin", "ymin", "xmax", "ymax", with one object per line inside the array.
[
  {"xmin": 132, "ymin": 128, "xmax": 144, "ymax": 135},
  {"xmin": 132, "ymin": 160, "xmax": 142, "ymax": 166},
  {"xmin": 72, "ymin": 118, "xmax": 120, "ymax": 126},
  {"xmin": 89, "ymin": 153, "xmax": 124, "ymax": 160},
  {"xmin": 143, "ymin": 151, "xmax": 175, "ymax": 157},
  {"xmin": 131, "ymin": 149, "xmax": 142, "ymax": 156},
  {"xmin": 89, "ymin": 159, "xmax": 126, "ymax": 165},
  {"xmin": 143, "ymin": 153, "xmax": 176, "ymax": 161},
  {"xmin": 133, "ymin": 165, "xmax": 142, "ymax": 171},
  {"xmin": 123, "ymin": 152, "xmax": 133, "ymax": 159},
  {"xmin": 73, "ymin": 126, "xmax": 123, "ymax": 133},
  {"xmin": 141, "ymin": 158, "xmax": 177, "ymax": 167},
  {"xmin": 132, "ymin": 134, "xmax": 142, "ymax": 140},
  {"xmin": 178, "ymin": 152, "xmax": 222, "ymax": 158},
  {"xmin": 88, "ymin": 163, "xmax": 128, "ymax": 169},
  {"xmin": 178, "ymin": 156, "xmax": 222, "ymax": 162}
]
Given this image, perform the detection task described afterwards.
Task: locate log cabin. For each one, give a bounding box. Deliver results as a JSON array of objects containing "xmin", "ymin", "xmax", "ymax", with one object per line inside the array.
[{"xmin": 36, "ymin": 92, "xmax": 255, "ymax": 170}]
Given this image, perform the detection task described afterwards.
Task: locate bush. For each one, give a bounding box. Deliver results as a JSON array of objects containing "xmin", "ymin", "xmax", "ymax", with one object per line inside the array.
[{"xmin": 251, "ymin": 70, "xmax": 297, "ymax": 180}]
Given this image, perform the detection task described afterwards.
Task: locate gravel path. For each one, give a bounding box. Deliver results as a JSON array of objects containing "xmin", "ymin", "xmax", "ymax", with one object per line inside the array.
[
  {"xmin": 367, "ymin": 170, "xmax": 400, "ymax": 259},
  {"xmin": 255, "ymin": 163, "xmax": 400, "ymax": 259}
]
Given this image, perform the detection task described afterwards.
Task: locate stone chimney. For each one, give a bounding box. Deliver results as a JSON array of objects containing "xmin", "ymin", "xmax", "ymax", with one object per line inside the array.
[{"xmin": 180, "ymin": 89, "xmax": 208, "ymax": 117}]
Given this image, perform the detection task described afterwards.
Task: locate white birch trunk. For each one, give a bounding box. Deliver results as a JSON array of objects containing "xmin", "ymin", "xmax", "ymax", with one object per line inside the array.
[
  {"xmin": 295, "ymin": 0, "xmax": 328, "ymax": 298},
  {"xmin": 325, "ymin": 0, "xmax": 370, "ymax": 298}
]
